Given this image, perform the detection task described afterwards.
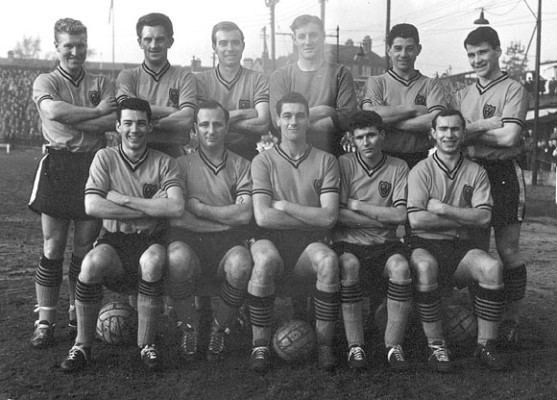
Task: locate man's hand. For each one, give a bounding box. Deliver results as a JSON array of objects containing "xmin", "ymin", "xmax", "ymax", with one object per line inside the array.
[
  {"xmin": 426, "ymin": 198, "xmax": 445, "ymax": 215},
  {"xmin": 347, "ymin": 198, "xmax": 361, "ymax": 211},
  {"xmin": 153, "ymin": 188, "xmax": 168, "ymax": 199},
  {"xmin": 106, "ymin": 190, "xmax": 128, "ymax": 206},
  {"xmin": 271, "ymin": 200, "xmax": 287, "ymax": 211},
  {"xmin": 96, "ymin": 97, "xmax": 118, "ymax": 115}
]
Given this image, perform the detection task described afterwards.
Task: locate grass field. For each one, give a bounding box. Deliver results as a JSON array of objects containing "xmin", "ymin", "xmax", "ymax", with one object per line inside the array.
[{"xmin": 1, "ymin": 147, "xmax": 557, "ymax": 400}]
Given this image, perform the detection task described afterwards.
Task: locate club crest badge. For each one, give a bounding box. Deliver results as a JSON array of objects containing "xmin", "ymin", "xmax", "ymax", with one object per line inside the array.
[
  {"xmin": 483, "ymin": 104, "xmax": 496, "ymax": 119},
  {"xmin": 463, "ymin": 184, "xmax": 473, "ymax": 206},
  {"xmin": 143, "ymin": 183, "xmax": 158, "ymax": 199},
  {"xmin": 88, "ymin": 90, "xmax": 100, "ymax": 106},
  {"xmin": 414, "ymin": 94, "xmax": 426, "ymax": 106},
  {"xmin": 379, "ymin": 181, "xmax": 391, "ymax": 198},
  {"xmin": 313, "ymin": 178, "xmax": 323, "ymax": 193},
  {"xmin": 169, "ymin": 88, "xmax": 179, "ymax": 108},
  {"xmin": 239, "ymin": 99, "xmax": 251, "ymax": 109}
]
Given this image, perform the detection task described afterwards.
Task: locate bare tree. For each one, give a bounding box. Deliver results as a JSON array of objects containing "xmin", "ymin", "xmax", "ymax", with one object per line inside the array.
[
  {"xmin": 12, "ymin": 36, "xmax": 41, "ymax": 59},
  {"xmin": 502, "ymin": 41, "xmax": 528, "ymax": 81}
]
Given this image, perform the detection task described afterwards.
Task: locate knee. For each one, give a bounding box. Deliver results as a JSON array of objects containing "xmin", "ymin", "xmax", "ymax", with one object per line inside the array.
[
  {"xmin": 316, "ymin": 251, "xmax": 339, "ymax": 284},
  {"xmin": 497, "ymin": 245, "xmax": 519, "ymax": 265},
  {"xmin": 386, "ymin": 256, "xmax": 411, "ymax": 282},
  {"xmin": 167, "ymin": 242, "xmax": 198, "ymax": 280},
  {"xmin": 411, "ymin": 257, "xmax": 437, "ymax": 285},
  {"xmin": 250, "ymin": 245, "xmax": 282, "ymax": 283},
  {"xmin": 139, "ymin": 246, "xmax": 166, "ymax": 282},
  {"xmin": 478, "ymin": 257, "xmax": 503, "ymax": 287},
  {"xmin": 80, "ymin": 250, "xmax": 109, "ymax": 282},
  {"xmin": 339, "ymin": 253, "xmax": 359, "ymax": 282},
  {"xmin": 225, "ymin": 249, "xmax": 253, "ymax": 283}
]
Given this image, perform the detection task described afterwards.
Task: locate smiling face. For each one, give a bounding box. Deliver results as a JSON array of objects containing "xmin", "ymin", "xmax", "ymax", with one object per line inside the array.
[
  {"xmin": 353, "ymin": 126, "xmax": 385, "ymax": 163},
  {"xmin": 55, "ymin": 32, "xmax": 87, "ymax": 74},
  {"xmin": 277, "ymin": 102, "xmax": 309, "ymax": 143},
  {"xmin": 196, "ymin": 107, "xmax": 228, "ymax": 151},
  {"xmin": 388, "ymin": 37, "xmax": 421, "ymax": 75},
  {"xmin": 138, "ymin": 25, "xmax": 173, "ymax": 68},
  {"xmin": 431, "ymin": 115, "xmax": 465, "ymax": 155},
  {"xmin": 466, "ymin": 41, "xmax": 501, "ymax": 80},
  {"xmin": 213, "ymin": 29, "xmax": 245, "ymax": 68},
  {"xmin": 117, "ymin": 109, "xmax": 151, "ymax": 154},
  {"xmin": 292, "ymin": 22, "xmax": 325, "ymax": 62}
]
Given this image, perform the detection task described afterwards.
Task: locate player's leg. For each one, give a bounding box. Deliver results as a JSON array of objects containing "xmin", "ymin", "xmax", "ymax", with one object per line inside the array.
[
  {"xmin": 137, "ymin": 243, "xmax": 166, "ymax": 370},
  {"xmin": 294, "ymin": 242, "xmax": 340, "ymax": 371},
  {"xmin": 454, "ymin": 249, "xmax": 508, "ymax": 370},
  {"xmin": 383, "ymin": 253, "xmax": 412, "ymax": 371},
  {"xmin": 338, "ymin": 252, "xmax": 366, "ymax": 370},
  {"xmin": 166, "ymin": 240, "xmax": 200, "ymax": 360},
  {"xmin": 247, "ymin": 239, "xmax": 283, "ymax": 373},
  {"xmin": 411, "ymin": 248, "xmax": 451, "ymax": 372},
  {"xmin": 31, "ymin": 214, "xmax": 69, "ymax": 348},
  {"xmin": 208, "ymin": 245, "xmax": 252, "ymax": 361}
]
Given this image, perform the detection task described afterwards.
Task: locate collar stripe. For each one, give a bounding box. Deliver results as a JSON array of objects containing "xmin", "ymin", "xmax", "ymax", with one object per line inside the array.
[
  {"xmin": 475, "ymin": 72, "xmax": 509, "ymax": 95},
  {"xmin": 216, "ymin": 66, "xmax": 243, "ymax": 90},
  {"xmin": 199, "ymin": 149, "xmax": 228, "ymax": 175},
  {"xmin": 118, "ymin": 144, "xmax": 149, "ymax": 172},
  {"xmin": 274, "ymin": 145, "xmax": 312, "ymax": 169},
  {"xmin": 387, "ymin": 69, "xmax": 422, "ymax": 87},
  {"xmin": 142, "ymin": 61, "xmax": 171, "ymax": 82},
  {"xmin": 356, "ymin": 152, "xmax": 386, "ymax": 177},
  {"xmin": 432, "ymin": 151, "xmax": 464, "ymax": 180},
  {"xmin": 57, "ymin": 66, "xmax": 85, "ymax": 87}
]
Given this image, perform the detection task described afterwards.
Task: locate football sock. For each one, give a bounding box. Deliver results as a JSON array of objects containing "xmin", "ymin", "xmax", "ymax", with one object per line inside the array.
[
  {"xmin": 385, "ymin": 279, "xmax": 413, "ymax": 347},
  {"xmin": 415, "ymin": 288, "xmax": 444, "ymax": 341},
  {"xmin": 74, "ymin": 279, "xmax": 102, "ymax": 347},
  {"xmin": 247, "ymin": 294, "xmax": 274, "ymax": 346},
  {"xmin": 503, "ymin": 264, "xmax": 527, "ymax": 321},
  {"xmin": 474, "ymin": 285, "xmax": 505, "ymax": 344},
  {"xmin": 167, "ymin": 279, "xmax": 197, "ymax": 328},
  {"xmin": 68, "ymin": 254, "xmax": 83, "ymax": 320},
  {"xmin": 340, "ymin": 280, "xmax": 363, "ymax": 347},
  {"xmin": 215, "ymin": 280, "xmax": 246, "ymax": 328},
  {"xmin": 137, "ymin": 279, "xmax": 163, "ymax": 347},
  {"xmin": 35, "ymin": 255, "xmax": 63, "ymax": 323},
  {"xmin": 313, "ymin": 288, "xmax": 340, "ymax": 346}
]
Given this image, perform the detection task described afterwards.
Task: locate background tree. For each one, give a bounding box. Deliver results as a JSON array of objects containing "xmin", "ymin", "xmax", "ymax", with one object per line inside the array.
[
  {"xmin": 11, "ymin": 36, "xmax": 41, "ymax": 59},
  {"xmin": 502, "ymin": 41, "xmax": 528, "ymax": 81}
]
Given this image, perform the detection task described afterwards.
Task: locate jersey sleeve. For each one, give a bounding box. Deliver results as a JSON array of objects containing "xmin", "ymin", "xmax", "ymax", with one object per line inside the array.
[
  {"xmin": 406, "ymin": 163, "xmax": 430, "ymax": 215},
  {"xmin": 85, "ymin": 150, "xmax": 111, "ymax": 198},
  {"xmin": 392, "ymin": 161, "xmax": 409, "ymax": 208},
  {"xmin": 338, "ymin": 156, "xmax": 351, "ymax": 207},
  {"xmin": 251, "ymin": 153, "xmax": 273, "ymax": 198},
  {"xmin": 360, "ymin": 76, "xmax": 384, "ymax": 108},
  {"xmin": 335, "ymin": 66, "xmax": 358, "ymax": 130},
  {"xmin": 159, "ymin": 157, "xmax": 184, "ymax": 193},
  {"xmin": 115, "ymin": 69, "xmax": 137, "ymax": 103},
  {"xmin": 33, "ymin": 74, "xmax": 61, "ymax": 108},
  {"xmin": 502, "ymin": 82, "xmax": 528, "ymax": 128},
  {"xmin": 235, "ymin": 158, "xmax": 252, "ymax": 198},
  {"xmin": 178, "ymin": 70, "xmax": 197, "ymax": 111},
  {"xmin": 253, "ymin": 72, "xmax": 270, "ymax": 106},
  {"xmin": 426, "ymin": 78, "xmax": 448, "ymax": 113},
  {"xmin": 195, "ymin": 73, "xmax": 209, "ymax": 103},
  {"xmin": 320, "ymin": 154, "xmax": 340, "ymax": 195},
  {"xmin": 471, "ymin": 166, "xmax": 493, "ymax": 211}
]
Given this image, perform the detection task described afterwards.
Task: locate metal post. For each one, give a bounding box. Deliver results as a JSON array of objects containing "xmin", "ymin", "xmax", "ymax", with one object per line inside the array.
[
  {"xmin": 320, "ymin": 0, "xmax": 326, "ymax": 26},
  {"xmin": 531, "ymin": 0, "xmax": 542, "ymax": 185},
  {"xmin": 385, "ymin": 0, "xmax": 391, "ymax": 71},
  {"xmin": 336, "ymin": 25, "xmax": 339, "ymax": 64}
]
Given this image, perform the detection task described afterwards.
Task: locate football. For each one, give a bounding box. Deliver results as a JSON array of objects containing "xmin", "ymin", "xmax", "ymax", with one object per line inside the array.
[
  {"xmin": 272, "ymin": 320, "xmax": 316, "ymax": 362},
  {"xmin": 96, "ymin": 301, "xmax": 137, "ymax": 345},
  {"xmin": 444, "ymin": 304, "xmax": 477, "ymax": 344}
]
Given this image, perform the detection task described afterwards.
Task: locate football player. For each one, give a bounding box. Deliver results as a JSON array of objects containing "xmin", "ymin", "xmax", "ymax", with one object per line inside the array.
[
  {"xmin": 195, "ymin": 21, "xmax": 270, "ymax": 160},
  {"xmin": 28, "ymin": 18, "xmax": 116, "ymax": 347},
  {"xmin": 117, "ymin": 12, "xmax": 197, "ymax": 157},
  {"xmin": 361, "ymin": 23, "xmax": 447, "ymax": 169},
  {"xmin": 269, "ymin": 15, "xmax": 357, "ymax": 157},
  {"xmin": 456, "ymin": 26, "xmax": 529, "ymax": 348},
  {"xmin": 166, "ymin": 100, "xmax": 253, "ymax": 362},
  {"xmin": 247, "ymin": 92, "xmax": 340, "ymax": 373},
  {"xmin": 333, "ymin": 110, "xmax": 411, "ymax": 371},
  {"xmin": 407, "ymin": 109, "xmax": 509, "ymax": 371},
  {"xmin": 59, "ymin": 98, "xmax": 184, "ymax": 372}
]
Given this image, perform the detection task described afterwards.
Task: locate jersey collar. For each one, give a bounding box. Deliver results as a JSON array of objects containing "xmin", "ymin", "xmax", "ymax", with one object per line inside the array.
[
  {"xmin": 57, "ymin": 65, "xmax": 85, "ymax": 87},
  {"xmin": 388, "ymin": 68, "xmax": 422, "ymax": 87},
  {"xmin": 475, "ymin": 72, "xmax": 509, "ymax": 95},
  {"xmin": 199, "ymin": 148, "xmax": 228, "ymax": 175},
  {"xmin": 118, "ymin": 144, "xmax": 149, "ymax": 172},
  {"xmin": 215, "ymin": 65, "xmax": 243, "ymax": 90},
  {"xmin": 432, "ymin": 151, "xmax": 464, "ymax": 180},
  {"xmin": 142, "ymin": 61, "xmax": 171, "ymax": 82},
  {"xmin": 355, "ymin": 152, "xmax": 387, "ymax": 177},
  {"xmin": 275, "ymin": 145, "xmax": 312, "ymax": 169}
]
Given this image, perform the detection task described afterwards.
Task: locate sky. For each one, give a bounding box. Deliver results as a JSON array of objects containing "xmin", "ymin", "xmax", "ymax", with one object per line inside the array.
[{"xmin": 3, "ymin": 0, "xmax": 557, "ymax": 77}]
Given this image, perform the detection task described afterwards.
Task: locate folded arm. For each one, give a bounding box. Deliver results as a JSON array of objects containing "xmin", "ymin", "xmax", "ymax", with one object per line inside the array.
[
  {"xmin": 40, "ymin": 97, "xmax": 117, "ymax": 125},
  {"xmin": 347, "ymin": 199, "xmax": 407, "ymax": 225},
  {"xmin": 187, "ymin": 194, "xmax": 252, "ymax": 227},
  {"xmin": 106, "ymin": 186, "xmax": 184, "ymax": 218}
]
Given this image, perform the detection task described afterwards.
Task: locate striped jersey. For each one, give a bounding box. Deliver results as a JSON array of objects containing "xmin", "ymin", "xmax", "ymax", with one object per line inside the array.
[
  {"xmin": 407, "ymin": 152, "xmax": 492, "ymax": 240},
  {"xmin": 85, "ymin": 145, "xmax": 182, "ymax": 234},
  {"xmin": 456, "ymin": 72, "xmax": 528, "ymax": 160},
  {"xmin": 361, "ymin": 69, "xmax": 447, "ymax": 154},
  {"xmin": 334, "ymin": 153, "xmax": 408, "ymax": 245},
  {"xmin": 32, "ymin": 66, "xmax": 115, "ymax": 152}
]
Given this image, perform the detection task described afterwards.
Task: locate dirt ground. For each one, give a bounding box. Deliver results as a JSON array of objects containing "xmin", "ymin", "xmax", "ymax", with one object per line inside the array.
[{"xmin": 1, "ymin": 147, "xmax": 557, "ymax": 400}]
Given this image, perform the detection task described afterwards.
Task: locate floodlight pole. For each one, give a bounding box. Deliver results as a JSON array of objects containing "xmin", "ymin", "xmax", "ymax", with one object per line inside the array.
[
  {"xmin": 531, "ymin": 0, "xmax": 542, "ymax": 185},
  {"xmin": 385, "ymin": 0, "xmax": 391, "ymax": 70}
]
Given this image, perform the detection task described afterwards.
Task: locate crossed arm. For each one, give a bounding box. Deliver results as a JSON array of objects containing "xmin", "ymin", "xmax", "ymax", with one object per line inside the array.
[
  {"xmin": 229, "ymin": 102, "xmax": 270, "ymax": 136},
  {"xmin": 40, "ymin": 97, "xmax": 117, "ymax": 133},
  {"xmin": 408, "ymin": 198, "xmax": 491, "ymax": 230},
  {"xmin": 464, "ymin": 117, "xmax": 522, "ymax": 148},
  {"xmin": 339, "ymin": 200, "xmax": 407, "ymax": 228}
]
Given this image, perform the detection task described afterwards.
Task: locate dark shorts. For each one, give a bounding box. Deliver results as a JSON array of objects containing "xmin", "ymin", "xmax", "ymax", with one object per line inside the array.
[
  {"xmin": 475, "ymin": 159, "xmax": 526, "ymax": 227},
  {"xmin": 408, "ymin": 236, "xmax": 476, "ymax": 288},
  {"xmin": 96, "ymin": 231, "xmax": 165, "ymax": 293},
  {"xmin": 28, "ymin": 149, "xmax": 96, "ymax": 220},
  {"xmin": 333, "ymin": 240, "xmax": 408, "ymax": 295},
  {"xmin": 385, "ymin": 151, "xmax": 428, "ymax": 170}
]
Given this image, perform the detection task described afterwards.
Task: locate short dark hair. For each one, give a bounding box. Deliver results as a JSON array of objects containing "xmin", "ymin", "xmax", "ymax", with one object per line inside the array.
[
  {"xmin": 117, "ymin": 98, "xmax": 152, "ymax": 122},
  {"xmin": 349, "ymin": 110, "xmax": 384, "ymax": 133},
  {"xmin": 276, "ymin": 92, "xmax": 309, "ymax": 116},
  {"xmin": 54, "ymin": 18, "xmax": 87, "ymax": 41},
  {"xmin": 464, "ymin": 26, "xmax": 500, "ymax": 49},
  {"xmin": 290, "ymin": 15, "xmax": 324, "ymax": 34},
  {"xmin": 211, "ymin": 21, "xmax": 244, "ymax": 46},
  {"xmin": 195, "ymin": 99, "xmax": 230, "ymax": 124},
  {"xmin": 136, "ymin": 13, "xmax": 174, "ymax": 38},
  {"xmin": 432, "ymin": 109, "xmax": 466, "ymax": 130},
  {"xmin": 387, "ymin": 23, "xmax": 420, "ymax": 46}
]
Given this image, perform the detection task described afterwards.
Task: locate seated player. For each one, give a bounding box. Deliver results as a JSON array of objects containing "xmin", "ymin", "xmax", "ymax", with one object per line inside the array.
[
  {"xmin": 407, "ymin": 109, "xmax": 509, "ymax": 372},
  {"xmin": 166, "ymin": 100, "xmax": 253, "ymax": 362},
  {"xmin": 60, "ymin": 98, "xmax": 185, "ymax": 372},
  {"xmin": 333, "ymin": 110, "xmax": 411, "ymax": 371},
  {"xmin": 247, "ymin": 92, "xmax": 340, "ymax": 373}
]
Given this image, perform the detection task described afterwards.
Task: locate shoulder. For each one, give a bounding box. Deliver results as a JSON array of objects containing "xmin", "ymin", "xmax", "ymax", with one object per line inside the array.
[{"xmin": 386, "ymin": 155, "xmax": 410, "ymax": 171}]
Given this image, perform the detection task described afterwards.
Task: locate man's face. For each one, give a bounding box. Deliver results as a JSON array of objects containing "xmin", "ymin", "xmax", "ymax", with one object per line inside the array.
[
  {"xmin": 431, "ymin": 115, "xmax": 464, "ymax": 155},
  {"xmin": 466, "ymin": 42, "xmax": 501, "ymax": 80},
  {"xmin": 213, "ymin": 29, "xmax": 245, "ymax": 68},
  {"xmin": 352, "ymin": 126, "xmax": 384, "ymax": 161},
  {"xmin": 277, "ymin": 102, "xmax": 309, "ymax": 142},
  {"xmin": 388, "ymin": 37, "xmax": 421, "ymax": 74},
  {"xmin": 292, "ymin": 23, "xmax": 325, "ymax": 61},
  {"xmin": 55, "ymin": 32, "xmax": 87, "ymax": 73},
  {"xmin": 196, "ymin": 108, "xmax": 228, "ymax": 150},
  {"xmin": 117, "ymin": 109, "xmax": 151, "ymax": 153},
  {"xmin": 138, "ymin": 25, "xmax": 173, "ymax": 66}
]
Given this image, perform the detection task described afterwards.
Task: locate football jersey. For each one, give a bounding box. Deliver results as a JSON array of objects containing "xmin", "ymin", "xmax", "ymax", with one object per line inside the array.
[
  {"xmin": 85, "ymin": 145, "xmax": 182, "ymax": 234},
  {"xmin": 33, "ymin": 66, "xmax": 115, "ymax": 152},
  {"xmin": 196, "ymin": 66, "xmax": 269, "ymax": 159},
  {"xmin": 361, "ymin": 69, "xmax": 447, "ymax": 154},
  {"xmin": 116, "ymin": 62, "xmax": 197, "ymax": 146},
  {"xmin": 176, "ymin": 149, "xmax": 252, "ymax": 232},
  {"xmin": 251, "ymin": 145, "xmax": 339, "ymax": 230},
  {"xmin": 456, "ymin": 72, "xmax": 528, "ymax": 160},
  {"xmin": 407, "ymin": 152, "xmax": 492, "ymax": 240},
  {"xmin": 334, "ymin": 153, "xmax": 408, "ymax": 245}
]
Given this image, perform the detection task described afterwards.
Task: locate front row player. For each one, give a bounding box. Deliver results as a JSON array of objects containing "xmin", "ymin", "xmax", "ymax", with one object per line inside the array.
[
  {"xmin": 247, "ymin": 92, "xmax": 341, "ymax": 373},
  {"xmin": 407, "ymin": 109, "xmax": 509, "ymax": 372},
  {"xmin": 333, "ymin": 110, "xmax": 412, "ymax": 370},
  {"xmin": 60, "ymin": 98, "xmax": 185, "ymax": 372}
]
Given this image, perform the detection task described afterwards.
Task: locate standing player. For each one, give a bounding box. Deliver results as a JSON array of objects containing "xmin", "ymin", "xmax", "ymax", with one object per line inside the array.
[
  {"xmin": 333, "ymin": 110, "xmax": 412, "ymax": 371},
  {"xmin": 166, "ymin": 100, "xmax": 253, "ymax": 361},
  {"xmin": 195, "ymin": 21, "xmax": 270, "ymax": 160},
  {"xmin": 247, "ymin": 92, "xmax": 340, "ymax": 373},
  {"xmin": 117, "ymin": 12, "xmax": 196, "ymax": 157},
  {"xmin": 456, "ymin": 27, "xmax": 529, "ymax": 348},
  {"xmin": 28, "ymin": 18, "xmax": 116, "ymax": 347},
  {"xmin": 361, "ymin": 23, "xmax": 447, "ymax": 169},
  {"xmin": 60, "ymin": 98, "xmax": 184, "ymax": 372},
  {"xmin": 407, "ymin": 109, "xmax": 508, "ymax": 371},
  {"xmin": 270, "ymin": 15, "xmax": 357, "ymax": 157}
]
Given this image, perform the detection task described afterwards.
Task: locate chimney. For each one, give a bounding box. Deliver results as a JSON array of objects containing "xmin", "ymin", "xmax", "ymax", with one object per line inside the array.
[{"xmin": 362, "ymin": 35, "xmax": 372, "ymax": 54}]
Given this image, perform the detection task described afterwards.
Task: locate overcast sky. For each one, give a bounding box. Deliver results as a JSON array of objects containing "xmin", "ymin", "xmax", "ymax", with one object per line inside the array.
[{"xmin": 3, "ymin": 0, "xmax": 557, "ymax": 76}]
